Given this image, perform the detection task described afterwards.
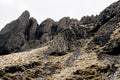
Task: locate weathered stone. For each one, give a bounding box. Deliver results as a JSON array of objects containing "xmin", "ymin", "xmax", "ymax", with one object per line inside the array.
[
  {"xmin": 25, "ymin": 17, "xmax": 38, "ymax": 40},
  {"xmin": 104, "ymin": 41, "xmax": 120, "ymax": 55},
  {"xmin": 0, "ymin": 10, "xmax": 30, "ymax": 54},
  {"xmin": 35, "ymin": 18, "xmax": 55, "ymax": 40},
  {"xmin": 90, "ymin": 1, "xmax": 120, "ymax": 33},
  {"xmin": 80, "ymin": 15, "xmax": 98, "ymax": 25}
]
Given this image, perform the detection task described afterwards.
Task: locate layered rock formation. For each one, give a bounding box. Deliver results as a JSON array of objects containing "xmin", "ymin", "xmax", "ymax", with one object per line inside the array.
[
  {"xmin": 0, "ymin": 1, "xmax": 120, "ymax": 80},
  {"xmin": 0, "ymin": 11, "xmax": 88, "ymax": 55}
]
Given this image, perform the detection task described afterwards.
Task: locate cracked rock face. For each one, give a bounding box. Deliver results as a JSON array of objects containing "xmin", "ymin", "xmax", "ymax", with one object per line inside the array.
[
  {"xmin": 0, "ymin": 1, "xmax": 120, "ymax": 80},
  {"xmin": 0, "ymin": 11, "xmax": 88, "ymax": 55},
  {"xmin": 0, "ymin": 1, "xmax": 120, "ymax": 56},
  {"xmin": 0, "ymin": 10, "xmax": 30, "ymax": 54}
]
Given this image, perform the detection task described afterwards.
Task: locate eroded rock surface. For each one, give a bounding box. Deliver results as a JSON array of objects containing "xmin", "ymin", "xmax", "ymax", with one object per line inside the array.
[{"xmin": 0, "ymin": 1, "xmax": 120, "ymax": 80}]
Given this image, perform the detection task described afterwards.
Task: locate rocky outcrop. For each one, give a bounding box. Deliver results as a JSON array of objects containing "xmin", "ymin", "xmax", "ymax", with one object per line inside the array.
[
  {"xmin": 0, "ymin": 0, "xmax": 120, "ymax": 55},
  {"xmin": 90, "ymin": 1, "xmax": 120, "ymax": 33},
  {"xmin": 66, "ymin": 64, "xmax": 114, "ymax": 80},
  {"xmin": 0, "ymin": 13, "xmax": 88, "ymax": 55},
  {"xmin": 25, "ymin": 17, "xmax": 38, "ymax": 41},
  {"xmin": 105, "ymin": 41, "xmax": 120, "ymax": 55},
  {"xmin": 0, "ymin": 1, "xmax": 120, "ymax": 79},
  {"xmin": 0, "ymin": 10, "xmax": 30, "ymax": 34},
  {"xmin": 80, "ymin": 15, "xmax": 98, "ymax": 25},
  {"xmin": 35, "ymin": 18, "xmax": 56, "ymax": 43},
  {"xmin": 84, "ymin": 1, "xmax": 120, "ymax": 56},
  {"xmin": 0, "ymin": 10, "xmax": 30, "ymax": 54},
  {"xmin": 0, "ymin": 0, "xmax": 120, "ymax": 56}
]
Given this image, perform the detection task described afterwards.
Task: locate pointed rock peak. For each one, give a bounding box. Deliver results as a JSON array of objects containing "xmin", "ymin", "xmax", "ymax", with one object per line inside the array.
[
  {"xmin": 41, "ymin": 18, "xmax": 55, "ymax": 25},
  {"xmin": 59, "ymin": 17, "xmax": 70, "ymax": 21},
  {"xmin": 18, "ymin": 10, "xmax": 30, "ymax": 20},
  {"xmin": 21, "ymin": 10, "xmax": 30, "ymax": 17},
  {"xmin": 29, "ymin": 17, "xmax": 38, "ymax": 23},
  {"xmin": 57, "ymin": 17, "xmax": 80, "ymax": 30},
  {"xmin": 44, "ymin": 18, "xmax": 55, "ymax": 22}
]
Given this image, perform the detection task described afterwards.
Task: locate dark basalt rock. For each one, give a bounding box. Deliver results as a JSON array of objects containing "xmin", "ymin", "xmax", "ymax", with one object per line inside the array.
[
  {"xmin": 4, "ymin": 66, "xmax": 24, "ymax": 73},
  {"xmin": 0, "ymin": 0, "xmax": 120, "ymax": 57},
  {"xmin": 5, "ymin": 11, "xmax": 30, "ymax": 53},
  {"xmin": 58, "ymin": 17, "xmax": 79, "ymax": 29},
  {"xmin": 49, "ymin": 51, "xmax": 67, "ymax": 56},
  {"xmin": 93, "ymin": 34, "xmax": 110, "ymax": 46},
  {"xmin": 104, "ymin": 41, "xmax": 120, "ymax": 55},
  {"xmin": 0, "ymin": 34, "xmax": 10, "ymax": 55},
  {"xmin": 35, "ymin": 18, "xmax": 59, "ymax": 44},
  {"xmin": 63, "ymin": 28, "xmax": 77, "ymax": 41},
  {"xmin": 51, "ymin": 23, "xmax": 59, "ymax": 36},
  {"xmin": 0, "ymin": 1, "xmax": 120, "ymax": 80},
  {"xmin": 0, "ymin": 12, "xmax": 87, "ymax": 55},
  {"xmin": 91, "ymin": 1, "xmax": 120, "ymax": 47},
  {"xmin": 109, "ymin": 42, "xmax": 120, "ymax": 55},
  {"xmin": 0, "ymin": 46, "xmax": 10, "ymax": 55},
  {"xmin": 93, "ymin": 15, "xmax": 120, "ymax": 46},
  {"xmin": 25, "ymin": 17, "xmax": 38, "ymax": 40},
  {"xmin": 35, "ymin": 17, "xmax": 81, "ymax": 44},
  {"xmin": 80, "ymin": 15, "xmax": 98, "ymax": 25},
  {"xmin": 0, "ymin": 70, "xmax": 4, "ymax": 77},
  {"xmin": 0, "ymin": 10, "xmax": 30, "ymax": 54},
  {"xmin": 66, "ymin": 65, "xmax": 113, "ymax": 80},
  {"xmin": 46, "ymin": 27, "xmax": 86, "ymax": 55},
  {"xmin": 90, "ymin": 1, "xmax": 120, "ymax": 33},
  {"xmin": 1, "ymin": 10, "xmax": 30, "ymax": 34},
  {"xmin": 35, "ymin": 18, "xmax": 55, "ymax": 40}
]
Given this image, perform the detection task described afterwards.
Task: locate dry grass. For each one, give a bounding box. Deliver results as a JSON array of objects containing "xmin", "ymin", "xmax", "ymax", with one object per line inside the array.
[
  {"xmin": 110, "ymin": 26, "xmax": 120, "ymax": 40},
  {"xmin": 0, "ymin": 43, "xmax": 102, "ymax": 80},
  {"xmin": 0, "ymin": 45, "xmax": 49, "ymax": 69},
  {"xmin": 52, "ymin": 52, "xmax": 101, "ymax": 80},
  {"xmin": 0, "ymin": 38, "xmax": 114, "ymax": 80}
]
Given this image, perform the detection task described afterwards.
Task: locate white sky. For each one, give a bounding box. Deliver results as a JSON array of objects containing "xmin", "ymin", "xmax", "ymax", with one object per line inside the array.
[{"xmin": 0, "ymin": 0, "xmax": 118, "ymax": 30}]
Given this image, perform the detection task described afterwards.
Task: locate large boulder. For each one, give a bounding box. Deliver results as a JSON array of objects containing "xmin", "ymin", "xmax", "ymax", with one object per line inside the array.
[
  {"xmin": 0, "ymin": 34, "xmax": 10, "ymax": 55},
  {"xmin": 79, "ymin": 15, "xmax": 98, "ymax": 25},
  {"xmin": 24, "ymin": 17, "xmax": 38, "ymax": 40},
  {"xmin": 90, "ymin": 1, "xmax": 120, "ymax": 33},
  {"xmin": 93, "ymin": 15, "xmax": 120, "ymax": 46},
  {"xmin": 46, "ymin": 25, "xmax": 87, "ymax": 55},
  {"xmin": 0, "ymin": 10, "xmax": 30, "ymax": 34},
  {"xmin": 58, "ymin": 17, "xmax": 79, "ymax": 29},
  {"xmin": 0, "ymin": 10, "xmax": 30, "ymax": 54},
  {"xmin": 35, "ymin": 18, "xmax": 56, "ymax": 43},
  {"xmin": 106, "ymin": 41, "xmax": 120, "ymax": 55}
]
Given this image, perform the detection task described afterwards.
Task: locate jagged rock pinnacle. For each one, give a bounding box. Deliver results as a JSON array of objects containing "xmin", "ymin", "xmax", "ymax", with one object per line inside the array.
[{"xmin": 18, "ymin": 10, "xmax": 30, "ymax": 20}]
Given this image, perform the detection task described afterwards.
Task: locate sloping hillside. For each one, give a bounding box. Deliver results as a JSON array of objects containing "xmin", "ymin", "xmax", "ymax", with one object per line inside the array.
[{"xmin": 0, "ymin": 0, "xmax": 120, "ymax": 80}]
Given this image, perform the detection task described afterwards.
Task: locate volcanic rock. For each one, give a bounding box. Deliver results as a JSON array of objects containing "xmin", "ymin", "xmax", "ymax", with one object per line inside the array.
[{"xmin": 0, "ymin": 1, "xmax": 120, "ymax": 80}]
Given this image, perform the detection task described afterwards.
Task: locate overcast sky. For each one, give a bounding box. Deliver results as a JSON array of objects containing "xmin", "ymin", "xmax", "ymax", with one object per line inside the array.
[{"xmin": 0, "ymin": 0, "xmax": 118, "ymax": 30}]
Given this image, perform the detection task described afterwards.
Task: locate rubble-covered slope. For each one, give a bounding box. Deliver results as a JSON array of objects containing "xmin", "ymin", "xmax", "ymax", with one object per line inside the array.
[{"xmin": 0, "ymin": 0, "xmax": 120, "ymax": 80}]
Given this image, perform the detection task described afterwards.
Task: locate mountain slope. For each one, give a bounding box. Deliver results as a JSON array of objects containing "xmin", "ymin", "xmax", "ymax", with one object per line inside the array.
[{"xmin": 0, "ymin": 0, "xmax": 120, "ymax": 80}]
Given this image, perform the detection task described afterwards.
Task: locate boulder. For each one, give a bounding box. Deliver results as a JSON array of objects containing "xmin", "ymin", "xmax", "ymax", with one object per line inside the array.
[
  {"xmin": 24, "ymin": 17, "xmax": 38, "ymax": 40},
  {"xmin": 93, "ymin": 15, "xmax": 120, "ymax": 46},
  {"xmin": 80, "ymin": 15, "xmax": 98, "ymax": 25},
  {"xmin": 35, "ymin": 18, "xmax": 55, "ymax": 40},
  {"xmin": 0, "ymin": 10, "xmax": 30, "ymax": 54},
  {"xmin": 103, "ymin": 41, "xmax": 120, "ymax": 55},
  {"xmin": 90, "ymin": 1, "xmax": 120, "ymax": 33}
]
